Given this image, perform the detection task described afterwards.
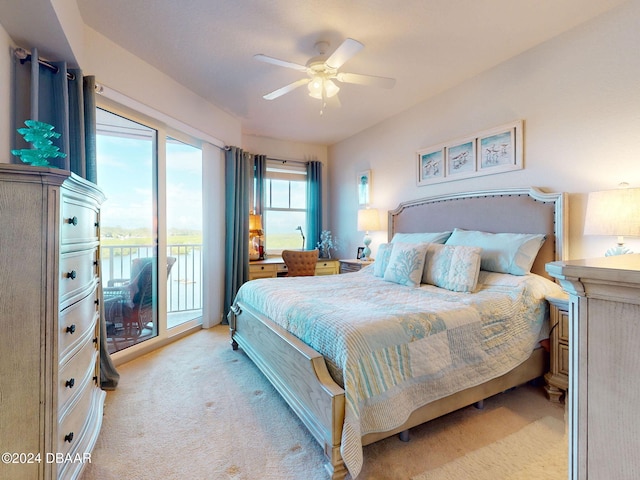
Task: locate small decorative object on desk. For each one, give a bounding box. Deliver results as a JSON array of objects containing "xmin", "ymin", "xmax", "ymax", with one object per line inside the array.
[
  {"xmin": 11, "ymin": 120, "xmax": 67, "ymax": 167},
  {"xmin": 317, "ymin": 230, "xmax": 339, "ymax": 258},
  {"xmin": 295, "ymin": 225, "xmax": 306, "ymax": 250}
]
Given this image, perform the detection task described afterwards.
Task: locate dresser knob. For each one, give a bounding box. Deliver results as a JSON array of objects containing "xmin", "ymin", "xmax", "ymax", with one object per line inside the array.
[
  {"xmin": 67, "ymin": 216, "xmax": 78, "ymax": 226},
  {"xmin": 66, "ymin": 324, "xmax": 76, "ymax": 334},
  {"xmin": 64, "ymin": 432, "xmax": 74, "ymax": 443},
  {"xmin": 66, "ymin": 270, "xmax": 77, "ymax": 280},
  {"xmin": 65, "ymin": 378, "xmax": 75, "ymax": 388},
  {"xmin": 94, "ymin": 298, "xmax": 100, "ymax": 306}
]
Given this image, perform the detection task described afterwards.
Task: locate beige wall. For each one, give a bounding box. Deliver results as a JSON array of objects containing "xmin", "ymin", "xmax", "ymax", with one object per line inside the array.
[{"xmin": 329, "ymin": 0, "xmax": 640, "ymax": 261}]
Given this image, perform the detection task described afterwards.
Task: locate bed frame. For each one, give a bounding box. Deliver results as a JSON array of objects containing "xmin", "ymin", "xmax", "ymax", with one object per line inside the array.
[{"xmin": 229, "ymin": 187, "xmax": 567, "ymax": 479}]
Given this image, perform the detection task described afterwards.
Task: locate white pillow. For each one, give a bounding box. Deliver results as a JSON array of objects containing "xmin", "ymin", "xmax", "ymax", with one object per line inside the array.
[
  {"xmin": 391, "ymin": 232, "xmax": 451, "ymax": 245},
  {"xmin": 383, "ymin": 242, "xmax": 429, "ymax": 287},
  {"xmin": 373, "ymin": 243, "xmax": 393, "ymax": 277},
  {"xmin": 422, "ymin": 243, "xmax": 482, "ymax": 292},
  {"xmin": 445, "ymin": 228, "xmax": 546, "ymax": 275}
]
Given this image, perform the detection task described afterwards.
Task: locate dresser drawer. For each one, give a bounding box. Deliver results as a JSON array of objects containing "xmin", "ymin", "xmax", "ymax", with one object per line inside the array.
[
  {"xmin": 59, "ymin": 249, "xmax": 99, "ymax": 309},
  {"xmin": 59, "ymin": 288, "xmax": 99, "ymax": 363},
  {"xmin": 57, "ymin": 375, "xmax": 95, "ymax": 456},
  {"xmin": 58, "ymin": 339, "xmax": 98, "ymax": 415},
  {"xmin": 315, "ymin": 260, "xmax": 339, "ymax": 276},
  {"xmin": 61, "ymin": 192, "xmax": 99, "ymax": 247}
]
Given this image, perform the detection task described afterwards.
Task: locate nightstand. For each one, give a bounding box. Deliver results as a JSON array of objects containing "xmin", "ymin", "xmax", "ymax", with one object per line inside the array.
[
  {"xmin": 544, "ymin": 293, "xmax": 569, "ymax": 403},
  {"xmin": 339, "ymin": 259, "xmax": 374, "ymax": 273}
]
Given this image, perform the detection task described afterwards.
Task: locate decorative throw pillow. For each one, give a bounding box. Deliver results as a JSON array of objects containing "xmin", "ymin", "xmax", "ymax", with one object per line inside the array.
[
  {"xmin": 445, "ymin": 228, "xmax": 546, "ymax": 276},
  {"xmin": 373, "ymin": 243, "xmax": 393, "ymax": 277},
  {"xmin": 383, "ymin": 242, "xmax": 429, "ymax": 287},
  {"xmin": 422, "ymin": 243, "xmax": 482, "ymax": 292},
  {"xmin": 391, "ymin": 231, "xmax": 451, "ymax": 245}
]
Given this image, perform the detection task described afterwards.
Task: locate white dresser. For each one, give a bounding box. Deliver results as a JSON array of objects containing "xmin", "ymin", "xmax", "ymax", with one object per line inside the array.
[
  {"xmin": 0, "ymin": 164, "xmax": 106, "ymax": 480},
  {"xmin": 547, "ymin": 255, "xmax": 640, "ymax": 480}
]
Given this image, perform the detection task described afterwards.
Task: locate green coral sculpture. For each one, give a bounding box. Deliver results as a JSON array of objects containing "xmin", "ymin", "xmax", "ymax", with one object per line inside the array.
[{"xmin": 11, "ymin": 120, "xmax": 67, "ymax": 167}]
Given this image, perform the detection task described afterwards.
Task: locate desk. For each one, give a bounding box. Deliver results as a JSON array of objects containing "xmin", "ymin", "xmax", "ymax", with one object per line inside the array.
[{"xmin": 249, "ymin": 257, "xmax": 339, "ymax": 280}]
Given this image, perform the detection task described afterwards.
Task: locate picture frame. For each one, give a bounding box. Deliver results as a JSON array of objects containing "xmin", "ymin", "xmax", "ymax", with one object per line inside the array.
[
  {"xmin": 358, "ymin": 170, "xmax": 371, "ymax": 206},
  {"xmin": 445, "ymin": 136, "xmax": 476, "ymax": 179},
  {"xmin": 477, "ymin": 121, "xmax": 523, "ymax": 174},
  {"xmin": 416, "ymin": 120, "xmax": 523, "ymax": 186},
  {"xmin": 357, "ymin": 247, "xmax": 365, "ymax": 260},
  {"xmin": 416, "ymin": 145, "xmax": 445, "ymax": 186}
]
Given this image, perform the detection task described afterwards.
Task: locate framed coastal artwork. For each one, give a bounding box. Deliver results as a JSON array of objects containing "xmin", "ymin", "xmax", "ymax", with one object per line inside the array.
[
  {"xmin": 416, "ymin": 145, "xmax": 445, "ymax": 186},
  {"xmin": 358, "ymin": 170, "xmax": 371, "ymax": 206},
  {"xmin": 477, "ymin": 121, "xmax": 523, "ymax": 174},
  {"xmin": 445, "ymin": 136, "xmax": 476, "ymax": 180},
  {"xmin": 416, "ymin": 120, "xmax": 523, "ymax": 186}
]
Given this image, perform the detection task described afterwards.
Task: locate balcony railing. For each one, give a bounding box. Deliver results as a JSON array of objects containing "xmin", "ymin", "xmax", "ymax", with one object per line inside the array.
[{"xmin": 100, "ymin": 243, "xmax": 203, "ymax": 314}]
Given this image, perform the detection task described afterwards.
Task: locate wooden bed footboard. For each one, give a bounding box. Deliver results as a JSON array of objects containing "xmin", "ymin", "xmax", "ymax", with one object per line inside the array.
[{"xmin": 229, "ymin": 301, "xmax": 348, "ymax": 480}]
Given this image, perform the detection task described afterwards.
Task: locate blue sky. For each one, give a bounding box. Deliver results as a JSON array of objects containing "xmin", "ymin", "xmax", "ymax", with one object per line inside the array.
[{"xmin": 96, "ymin": 134, "xmax": 202, "ymax": 232}]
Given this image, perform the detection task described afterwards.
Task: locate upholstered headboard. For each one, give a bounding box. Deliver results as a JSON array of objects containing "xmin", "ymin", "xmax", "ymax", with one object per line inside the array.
[{"xmin": 388, "ymin": 187, "xmax": 568, "ymax": 280}]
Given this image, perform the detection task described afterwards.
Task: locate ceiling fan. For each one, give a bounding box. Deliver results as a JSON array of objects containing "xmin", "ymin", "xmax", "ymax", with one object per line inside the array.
[{"xmin": 254, "ymin": 38, "xmax": 396, "ymax": 113}]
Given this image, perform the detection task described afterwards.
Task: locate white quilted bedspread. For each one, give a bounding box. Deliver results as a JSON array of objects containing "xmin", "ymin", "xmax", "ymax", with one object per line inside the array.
[{"xmin": 233, "ymin": 267, "xmax": 563, "ymax": 478}]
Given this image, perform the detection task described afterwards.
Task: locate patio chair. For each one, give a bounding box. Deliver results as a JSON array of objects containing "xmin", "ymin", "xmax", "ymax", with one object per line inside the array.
[{"xmin": 104, "ymin": 257, "xmax": 176, "ymax": 348}]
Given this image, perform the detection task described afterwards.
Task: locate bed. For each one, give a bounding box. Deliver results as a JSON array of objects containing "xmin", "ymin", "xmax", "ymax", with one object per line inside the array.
[{"xmin": 228, "ymin": 186, "xmax": 568, "ymax": 479}]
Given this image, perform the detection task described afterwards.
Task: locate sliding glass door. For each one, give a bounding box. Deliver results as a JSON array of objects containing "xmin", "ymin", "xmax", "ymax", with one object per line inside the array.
[
  {"xmin": 97, "ymin": 109, "xmax": 159, "ymax": 354},
  {"xmin": 96, "ymin": 106, "xmax": 203, "ymax": 354}
]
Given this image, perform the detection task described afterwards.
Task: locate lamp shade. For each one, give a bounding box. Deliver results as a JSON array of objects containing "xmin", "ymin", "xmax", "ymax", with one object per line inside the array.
[
  {"xmin": 584, "ymin": 188, "xmax": 640, "ymax": 237},
  {"xmin": 357, "ymin": 208, "xmax": 380, "ymax": 232},
  {"xmin": 249, "ymin": 214, "xmax": 263, "ymax": 232}
]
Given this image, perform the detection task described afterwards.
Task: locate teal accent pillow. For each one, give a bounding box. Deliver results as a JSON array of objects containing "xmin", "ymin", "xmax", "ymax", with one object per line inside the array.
[
  {"xmin": 373, "ymin": 243, "xmax": 393, "ymax": 277},
  {"xmin": 445, "ymin": 228, "xmax": 546, "ymax": 275},
  {"xmin": 391, "ymin": 231, "xmax": 451, "ymax": 244},
  {"xmin": 383, "ymin": 242, "xmax": 429, "ymax": 287},
  {"xmin": 422, "ymin": 243, "xmax": 482, "ymax": 292}
]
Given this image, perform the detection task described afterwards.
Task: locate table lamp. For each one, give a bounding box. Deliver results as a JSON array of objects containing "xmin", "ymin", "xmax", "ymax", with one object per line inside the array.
[
  {"xmin": 357, "ymin": 208, "xmax": 380, "ymax": 261},
  {"xmin": 249, "ymin": 213, "xmax": 264, "ymax": 260},
  {"xmin": 583, "ymin": 185, "xmax": 640, "ymax": 256}
]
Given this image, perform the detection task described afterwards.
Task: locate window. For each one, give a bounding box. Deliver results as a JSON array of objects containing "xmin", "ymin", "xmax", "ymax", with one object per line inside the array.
[{"xmin": 262, "ymin": 160, "xmax": 308, "ymax": 252}]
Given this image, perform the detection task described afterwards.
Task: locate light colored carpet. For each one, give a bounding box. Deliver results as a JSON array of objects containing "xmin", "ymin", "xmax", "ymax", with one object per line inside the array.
[
  {"xmin": 82, "ymin": 325, "xmax": 566, "ymax": 480},
  {"xmin": 412, "ymin": 416, "xmax": 566, "ymax": 480}
]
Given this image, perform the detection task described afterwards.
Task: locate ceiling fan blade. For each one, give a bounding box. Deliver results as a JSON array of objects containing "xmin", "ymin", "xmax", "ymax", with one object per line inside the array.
[
  {"xmin": 325, "ymin": 38, "xmax": 364, "ymax": 69},
  {"xmin": 263, "ymin": 78, "xmax": 310, "ymax": 100},
  {"xmin": 254, "ymin": 54, "xmax": 307, "ymax": 72},
  {"xmin": 336, "ymin": 72, "xmax": 396, "ymax": 89}
]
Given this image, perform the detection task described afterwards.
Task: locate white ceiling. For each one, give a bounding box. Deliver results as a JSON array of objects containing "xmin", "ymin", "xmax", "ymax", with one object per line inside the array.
[{"xmin": 2, "ymin": 1, "xmax": 628, "ymax": 145}]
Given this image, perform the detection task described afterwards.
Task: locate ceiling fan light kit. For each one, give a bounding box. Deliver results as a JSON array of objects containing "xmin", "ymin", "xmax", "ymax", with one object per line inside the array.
[
  {"xmin": 255, "ymin": 37, "xmax": 395, "ymax": 113},
  {"xmin": 307, "ymin": 76, "xmax": 339, "ymax": 99}
]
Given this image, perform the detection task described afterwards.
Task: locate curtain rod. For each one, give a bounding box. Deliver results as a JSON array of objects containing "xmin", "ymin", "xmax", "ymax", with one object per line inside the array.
[
  {"xmin": 266, "ymin": 156, "xmax": 309, "ymax": 165},
  {"xmin": 13, "ymin": 48, "xmax": 75, "ymax": 81},
  {"xmin": 221, "ymin": 148, "xmax": 309, "ymax": 165}
]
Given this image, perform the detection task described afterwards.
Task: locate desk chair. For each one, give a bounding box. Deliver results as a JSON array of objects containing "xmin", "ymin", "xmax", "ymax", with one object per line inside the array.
[{"xmin": 282, "ymin": 249, "xmax": 319, "ymax": 277}]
